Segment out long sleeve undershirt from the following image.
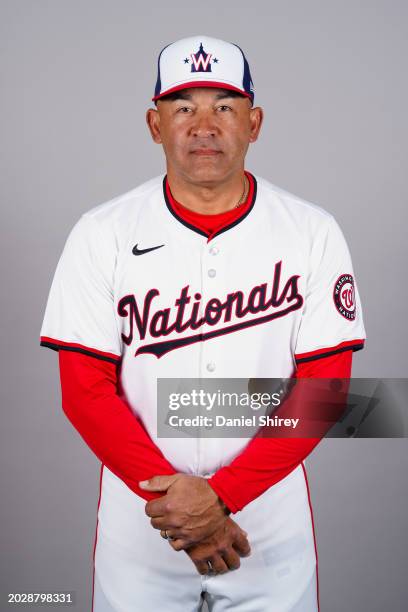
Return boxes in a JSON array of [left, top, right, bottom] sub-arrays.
[[58, 349, 352, 512]]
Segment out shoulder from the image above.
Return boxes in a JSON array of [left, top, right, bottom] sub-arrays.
[[83, 174, 164, 225], [253, 173, 335, 229], [66, 174, 165, 246]]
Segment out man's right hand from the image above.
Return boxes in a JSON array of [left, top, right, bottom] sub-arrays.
[[173, 517, 251, 576]]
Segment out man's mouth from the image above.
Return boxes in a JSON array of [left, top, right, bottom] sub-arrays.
[[190, 148, 222, 156]]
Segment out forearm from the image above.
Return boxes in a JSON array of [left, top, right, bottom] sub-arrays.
[[208, 429, 320, 514], [208, 351, 353, 513], [59, 350, 177, 501]]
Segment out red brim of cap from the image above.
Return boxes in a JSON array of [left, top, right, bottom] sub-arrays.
[[152, 81, 252, 102]]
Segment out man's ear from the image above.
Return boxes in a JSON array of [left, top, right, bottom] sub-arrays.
[[146, 108, 162, 144], [248, 106, 264, 143]]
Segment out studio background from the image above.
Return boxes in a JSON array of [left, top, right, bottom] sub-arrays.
[[1, 1, 407, 610]]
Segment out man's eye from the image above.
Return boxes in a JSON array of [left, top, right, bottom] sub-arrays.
[[177, 107, 192, 113], [217, 105, 232, 112]]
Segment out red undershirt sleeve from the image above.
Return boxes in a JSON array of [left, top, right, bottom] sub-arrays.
[[58, 347, 351, 511], [58, 350, 177, 502], [206, 350, 353, 513]]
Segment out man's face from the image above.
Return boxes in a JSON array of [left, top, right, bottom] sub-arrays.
[[146, 87, 263, 185]]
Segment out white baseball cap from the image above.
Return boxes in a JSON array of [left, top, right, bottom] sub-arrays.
[[152, 35, 255, 105]]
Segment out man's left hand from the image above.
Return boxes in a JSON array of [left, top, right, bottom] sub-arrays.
[[141, 474, 230, 547]]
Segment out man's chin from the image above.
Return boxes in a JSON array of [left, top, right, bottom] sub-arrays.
[[184, 163, 229, 185]]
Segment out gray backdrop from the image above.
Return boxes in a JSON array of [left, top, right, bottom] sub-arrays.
[[1, 1, 407, 610]]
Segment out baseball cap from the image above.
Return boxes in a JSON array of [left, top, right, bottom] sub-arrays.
[[152, 35, 255, 105]]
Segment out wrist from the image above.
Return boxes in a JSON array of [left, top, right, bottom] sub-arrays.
[[218, 497, 231, 516], [206, 471, 241, 515], [207, 480, 231, 516]]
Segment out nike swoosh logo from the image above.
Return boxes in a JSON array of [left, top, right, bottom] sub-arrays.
[[132, 243, 165, 256]]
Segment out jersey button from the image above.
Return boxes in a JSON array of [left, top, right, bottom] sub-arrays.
[[209, 246, 219, 256], [208, 269, 216, 278], [206, 362, 216, 372]]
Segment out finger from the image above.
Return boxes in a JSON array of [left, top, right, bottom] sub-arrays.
[[150, 516, 178, 530], [192, 559, 211, 576], [222, 548, 241, 571], [159, 530, 174, 540], [160, 531, 184, 546], [208, 554, 228, 575], [144, 497, 169, 518], [139, 474, 180, 492], [150, 515, 187, 535], [168, 538, 188, 552], [232, 531, 251, 557]]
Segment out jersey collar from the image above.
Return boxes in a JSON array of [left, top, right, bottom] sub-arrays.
[[162, 171, 258, 241]]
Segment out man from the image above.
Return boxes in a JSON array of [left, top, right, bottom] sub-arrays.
[[40, 35, 366, 611]]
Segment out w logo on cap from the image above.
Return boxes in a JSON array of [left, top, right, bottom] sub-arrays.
[[190, 42, 212, 72]]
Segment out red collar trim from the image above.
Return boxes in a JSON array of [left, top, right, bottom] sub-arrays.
[[163, 171, 257, 241]]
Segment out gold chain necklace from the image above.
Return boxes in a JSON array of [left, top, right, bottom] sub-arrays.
[[234, 174, 249, 209]]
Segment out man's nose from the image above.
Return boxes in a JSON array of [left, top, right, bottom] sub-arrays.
[[190, 112, 218, 137]]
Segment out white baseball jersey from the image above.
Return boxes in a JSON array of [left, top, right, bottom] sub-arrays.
[[40, 172, 366, 611]]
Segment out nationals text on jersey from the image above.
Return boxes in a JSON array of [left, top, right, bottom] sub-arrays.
[[117, 260, 304, 358]]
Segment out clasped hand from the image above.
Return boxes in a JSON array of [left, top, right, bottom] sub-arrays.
[[140, 474, 250, 575]]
